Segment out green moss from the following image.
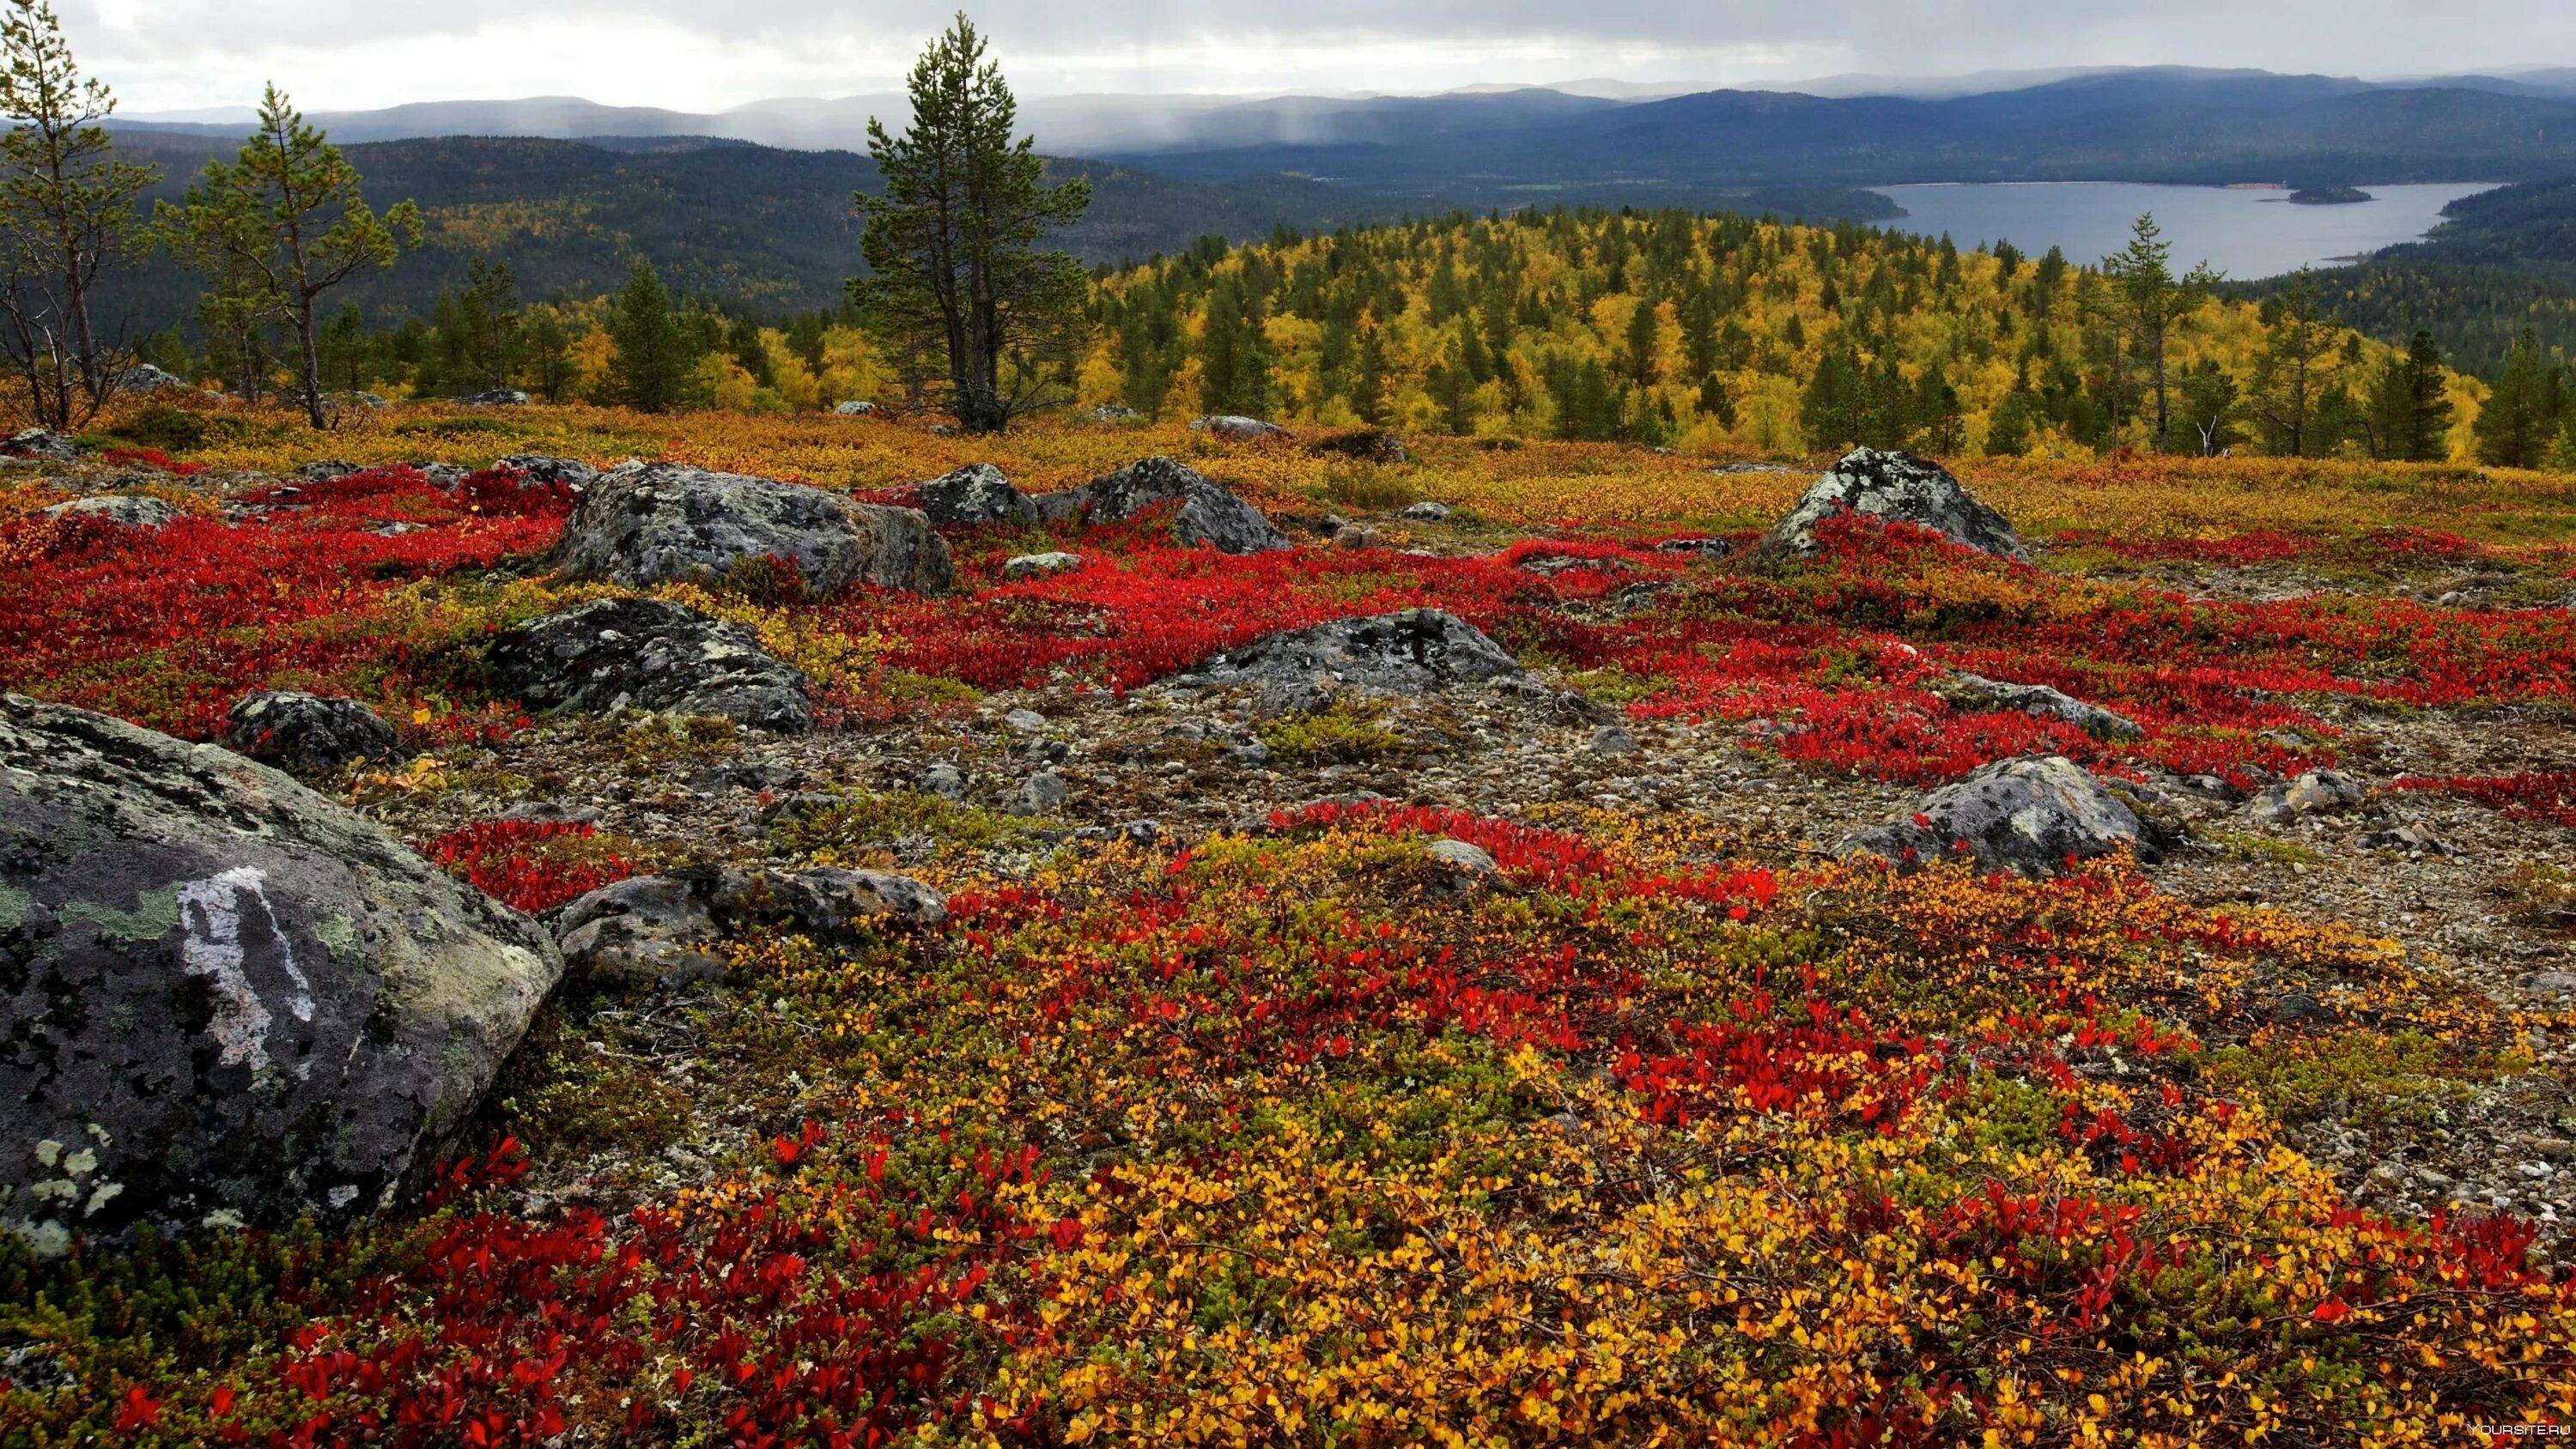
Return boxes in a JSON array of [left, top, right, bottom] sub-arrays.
[[59, 884, 179, 944], [769, 789, 1048, 858], [1260, 700, 1406, 764], [0, 884, 28, 932], [1308, 464, 1420, 512], [313, 914, 358, 959], [2202, 1028, 2524, 1128]]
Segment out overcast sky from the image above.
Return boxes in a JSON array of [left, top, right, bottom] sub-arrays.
[[70, 0, 2576, 114]]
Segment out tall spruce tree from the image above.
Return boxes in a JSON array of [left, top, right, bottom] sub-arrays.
[[852, 14, 1090, 433], [2098, 213, 2219, 452], [162, 86, 420, 427], [0, 0, 157, 428], [605, 258, 687, 413]]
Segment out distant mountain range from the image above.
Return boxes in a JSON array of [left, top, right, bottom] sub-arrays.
[[91, 65, 2576, 337], [117, 65, 2576, 184]]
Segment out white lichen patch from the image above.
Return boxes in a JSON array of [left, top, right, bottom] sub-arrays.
[[176, 866, 318, 1070]]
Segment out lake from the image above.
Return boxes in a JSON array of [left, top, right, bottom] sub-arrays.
[[1867, 181, 2499, 281]]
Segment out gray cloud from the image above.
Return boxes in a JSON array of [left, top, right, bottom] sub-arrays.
[[69, 0, 2576, 112]]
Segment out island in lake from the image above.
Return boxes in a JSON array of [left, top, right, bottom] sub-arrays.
[[2289, 185, 2376, 204]]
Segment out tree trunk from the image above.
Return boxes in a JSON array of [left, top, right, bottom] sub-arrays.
[[294, 294, 325, 427]]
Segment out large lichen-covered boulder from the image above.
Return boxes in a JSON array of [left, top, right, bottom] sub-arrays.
[[1762, 447, 2024, 560], [1032, 456, 1291, 555], [1170, 609, 1524, 696], [1840, 755, 2157, 878], [553, 464, 955, 595], [0, 694, 561, 1247], [487, 597, 816, 734]]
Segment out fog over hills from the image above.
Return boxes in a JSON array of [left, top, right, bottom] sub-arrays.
[[115, 64, 2576, 168]]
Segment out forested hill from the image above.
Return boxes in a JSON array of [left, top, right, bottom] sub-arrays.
[[96, 130, 1906, 333], [1083, 209, 2491, 464], [2249, 176, 2576, 373], [94, 132, 1379, 326]]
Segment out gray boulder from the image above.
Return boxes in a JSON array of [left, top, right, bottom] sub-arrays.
[[495, 454, 600, 489], [554, 865, 945, 991], [1937, 673, 2142, 740], [1400, 501, 1454, 521], [1763, 448, 2024, 560], [833, 400, 876, 415], [1841, 755, 2159, 878], [3, 428, 78, 460], [222, 691, 401, 773], [461, 389, 530, 407], [1033, 456, 1291, 555], [1190, 415, 1290, 440], [1170, 609, 1523, 696], [297, 460, 361, 482], [1080, 403, 1140, 424], [0, 694, 561, 1244], [553, 463, 954, 596], [915, 463, 1036, 526], [487, 597, 816, 734], [113, 362, 190, 394], [39, 494, 177, 528]]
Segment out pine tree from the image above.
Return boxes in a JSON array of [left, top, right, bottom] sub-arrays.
[[522, 307, 575, 403], [852, 14, 1090, 433], [1624, 293, 1659, 385], [2474, 330, 2561, 469], [2175, 359, 2243, 456], [2248, 270, 2337, 457], [161, 86, 421, 427], [0, 0, 158, 427], [313, 301, 369, 394], [605, 258, 688, 413], [1984, 389, 2036, 456], [2098, 214, 2220, 452]]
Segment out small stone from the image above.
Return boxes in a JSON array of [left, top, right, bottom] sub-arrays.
[[1013, 771, 1067, 816], [1332, 524, 1382, 549], [1004, 551, 1083, 579], [920, 762, 967, 799], [1188, 415, 1290, 440], [1003, 708, 1048, 733], [1586, 725, 1639, 755], [1400, 500, 1454, 521], [833, 399, 876, 415], [1425, 838, 1498, 875], [1228, 740, 1272, 766]]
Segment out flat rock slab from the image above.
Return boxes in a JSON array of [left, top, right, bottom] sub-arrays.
[[555, 865, 946, 990], [554, 463, 954, 595], [487, 597, 817, 734], [1764, 447, 2024, 560], [40, 495, 178, 528], [0, 695, 561, 1243], [1938, 673, 2142, 740], [1033, 457, 1291, 555], [1841, 755, 2157, 878], [1170, 609, 1524, 695]]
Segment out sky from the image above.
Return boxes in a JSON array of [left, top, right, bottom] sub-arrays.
[[69, 0, 2576, 115]]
